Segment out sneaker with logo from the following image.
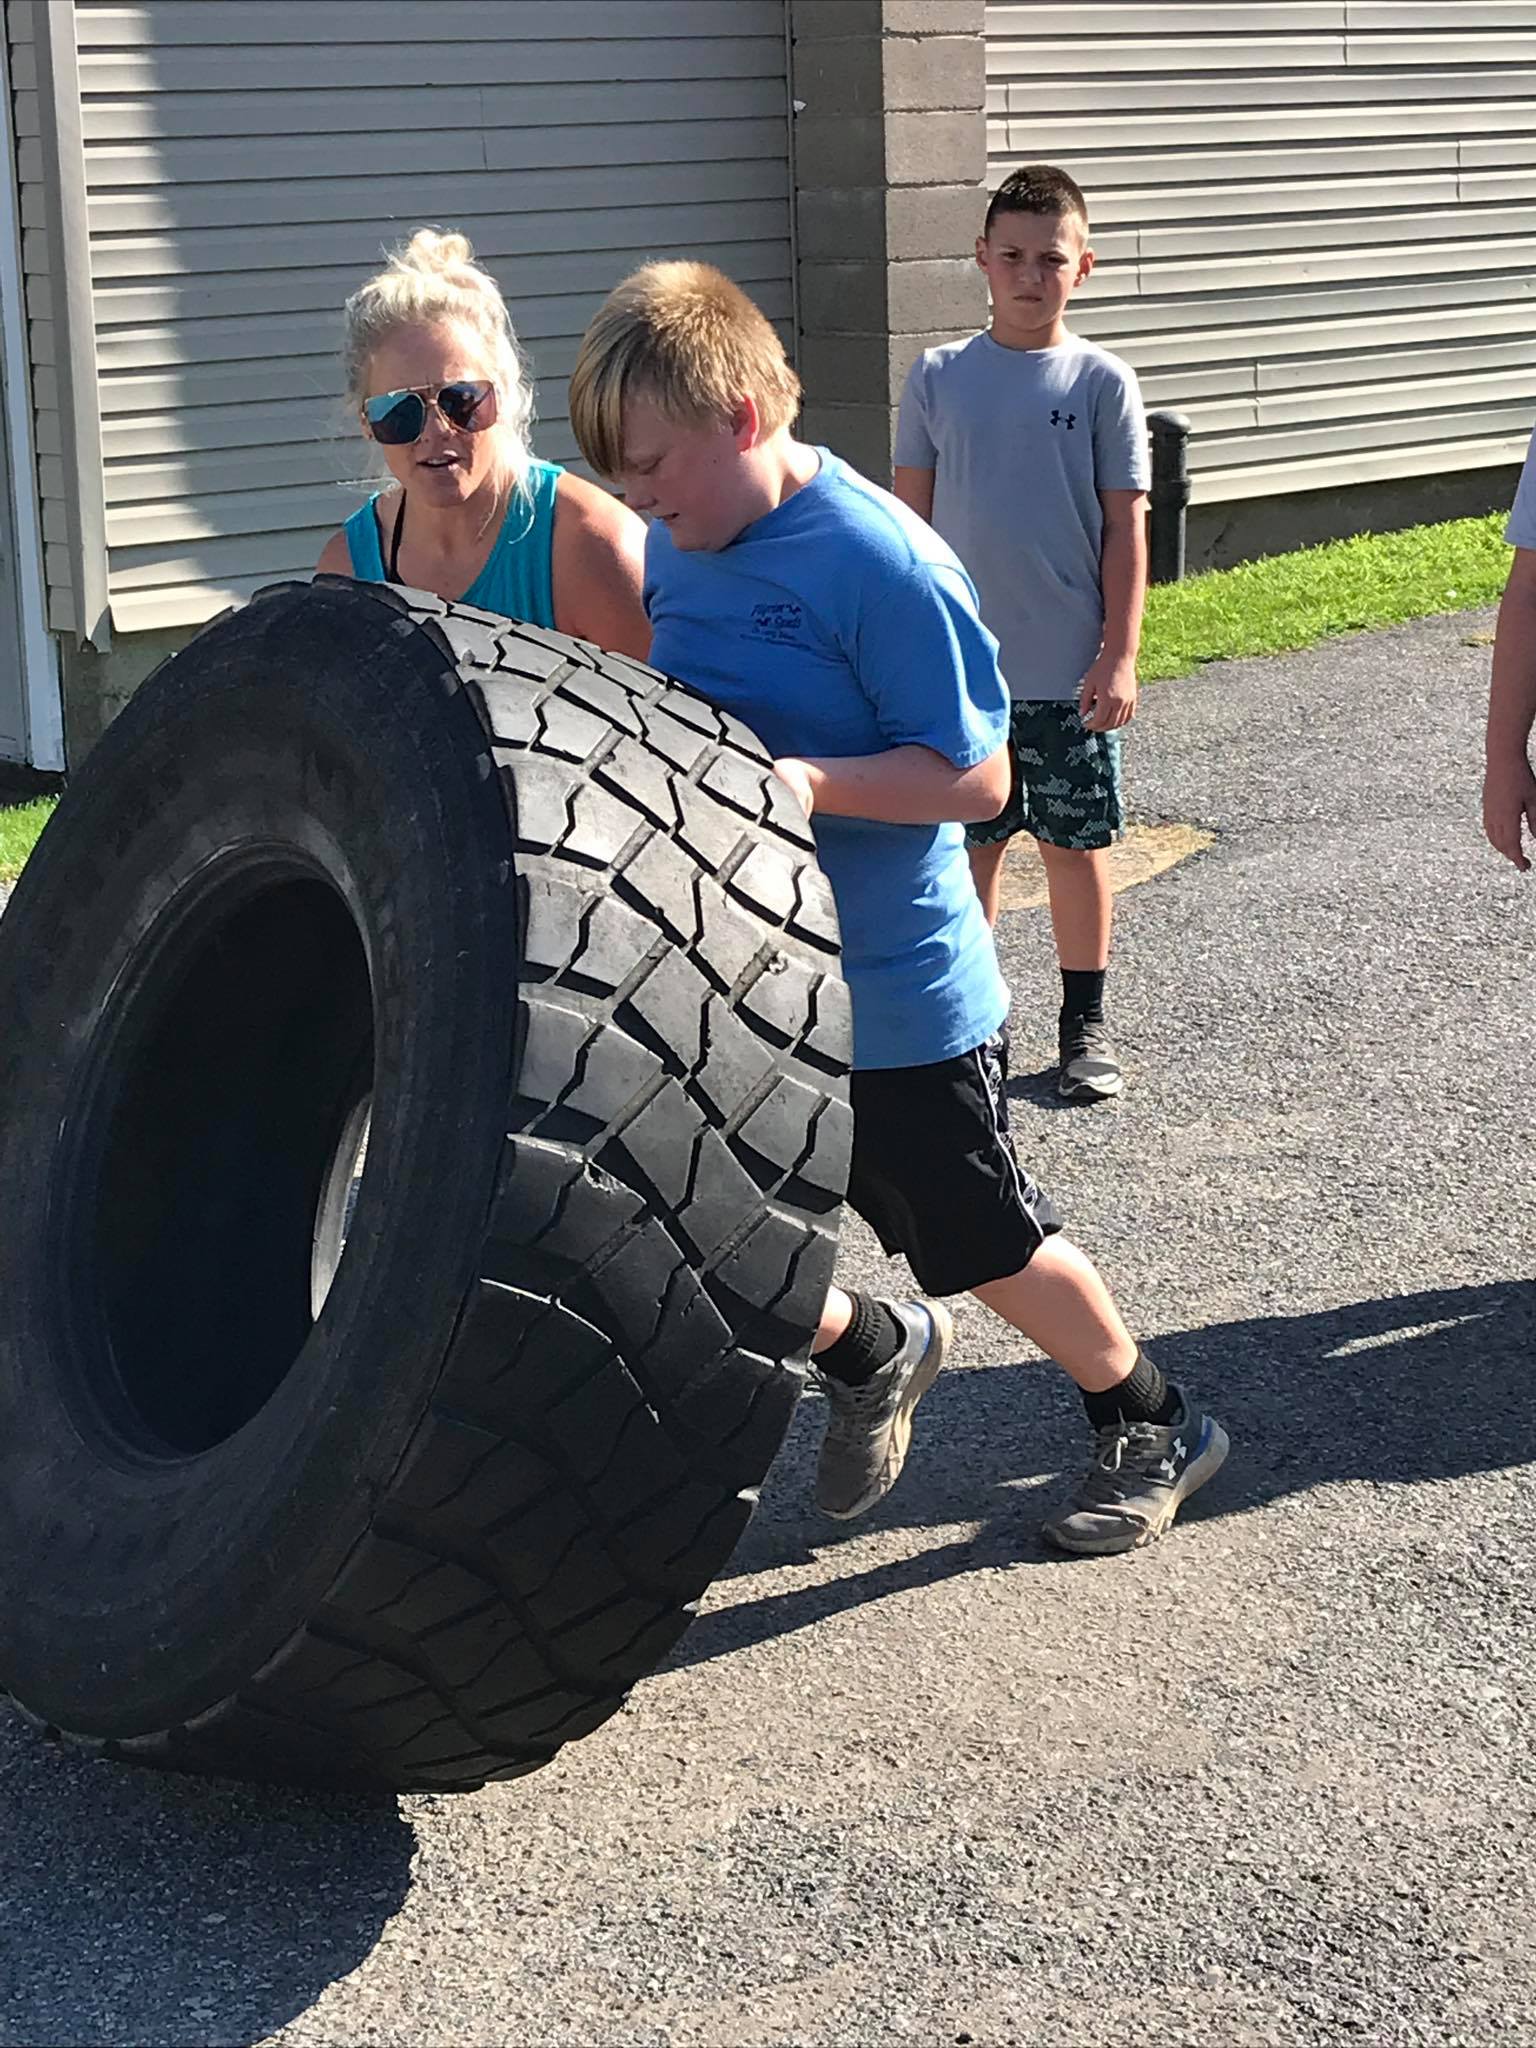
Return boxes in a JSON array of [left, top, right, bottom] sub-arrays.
[[1041, 1394, 1228, 1554], [1058, 1016, 1122, 1101], [814, 1299, 953, 1520]]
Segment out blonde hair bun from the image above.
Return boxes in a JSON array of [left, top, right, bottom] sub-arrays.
[[397, 227, 479, 282]]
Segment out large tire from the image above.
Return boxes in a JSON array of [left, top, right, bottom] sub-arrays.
[[0, 579, 850, 1792]]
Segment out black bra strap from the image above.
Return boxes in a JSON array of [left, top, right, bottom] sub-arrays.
[[387, 493, 406, 583]]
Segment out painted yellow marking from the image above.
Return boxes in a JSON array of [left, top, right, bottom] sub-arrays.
[[996, 821, 1215, 914]]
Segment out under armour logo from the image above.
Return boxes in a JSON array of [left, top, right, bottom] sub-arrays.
[[1051, 409, 1077, 428]]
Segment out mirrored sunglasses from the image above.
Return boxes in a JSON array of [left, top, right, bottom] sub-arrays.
[[363, 379, 498, 446]]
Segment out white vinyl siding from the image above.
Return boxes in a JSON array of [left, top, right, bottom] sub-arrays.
[[0, 1, 62, 766], [986, 1, 1536, 504], [8, 0, 78, 635], [47, 0, 793, 633]]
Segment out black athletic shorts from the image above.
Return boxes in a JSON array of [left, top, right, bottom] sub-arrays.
[[846, 1030, 1062, 1297]]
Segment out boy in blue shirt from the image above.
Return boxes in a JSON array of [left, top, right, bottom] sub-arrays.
[[569, 263, 1226, 1554], [896, 165, 1149, 1103]]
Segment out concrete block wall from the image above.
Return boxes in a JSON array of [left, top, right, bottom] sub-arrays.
[[791, 0, 987, 484]]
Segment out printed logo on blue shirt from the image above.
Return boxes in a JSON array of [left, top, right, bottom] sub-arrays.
[[748, 600, 805, 646]]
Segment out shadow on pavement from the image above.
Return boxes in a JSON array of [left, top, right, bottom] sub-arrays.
[[0, 1727, 412, 2048], [1004, 1061, 1085, 1112], [672, 1279, 1536, 1671]]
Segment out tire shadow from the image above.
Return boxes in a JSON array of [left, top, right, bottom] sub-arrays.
[[0, 1724, 412, 2048], [669, 1279, 1536, 1671]]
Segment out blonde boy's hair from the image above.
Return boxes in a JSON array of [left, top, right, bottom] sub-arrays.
[[570, 261, 801, 477]]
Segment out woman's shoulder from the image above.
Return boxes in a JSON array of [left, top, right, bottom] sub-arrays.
[[520, 458, 562, 509], [551, 466, 638, 537], [319, 491, 382, 572], [315, 529, 354, 577], [545, 469, 650, 659], [320, 489, 393, 579], [485, 461, 561, 549]]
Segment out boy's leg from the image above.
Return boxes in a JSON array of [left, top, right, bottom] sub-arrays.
[[810, 1285, 953, 1520], [971, 1234, 1133, 1390], [965, 703, 1026, 928], [804, 1043, 1042, 1524], [1037, 839, 1112, 974], [1038, 839, 1119, 1100], [968, 838, 1010, 928], [1015, 703, 1125, 1101], [814, 1288, 853, 1350], [820, 1032, 1225, 1549], [974, 1241, 1228, 1554]]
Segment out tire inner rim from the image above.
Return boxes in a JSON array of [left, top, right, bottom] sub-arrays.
[[311, 1095, 372, 1320], [69, 865, 376, 1458]]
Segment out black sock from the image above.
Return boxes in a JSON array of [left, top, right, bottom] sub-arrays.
[[819, 1292, 906, 1387], [1082, 1349, 1180, 1430], [1060, 968, 1106, 1026]]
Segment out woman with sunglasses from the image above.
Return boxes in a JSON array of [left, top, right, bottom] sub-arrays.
[[317, 229, 651, 659]]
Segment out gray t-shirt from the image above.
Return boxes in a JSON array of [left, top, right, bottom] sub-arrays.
[[895, 331, 1149, 702], [1507, 429, 1536, 547]]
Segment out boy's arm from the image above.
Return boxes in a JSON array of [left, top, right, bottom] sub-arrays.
[[892, 468, 935, 524], [1484, 545, 1536, 869], [1078, 487, 1149, 733], [774, 742, 1008, 825], [775, 549, 1010, 825]]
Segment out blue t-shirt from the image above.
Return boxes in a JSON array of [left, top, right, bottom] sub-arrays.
[[644, 450, 1010, 1070]]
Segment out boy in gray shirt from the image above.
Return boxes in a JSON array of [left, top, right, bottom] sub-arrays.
[[895, 164, 1149, 1101]]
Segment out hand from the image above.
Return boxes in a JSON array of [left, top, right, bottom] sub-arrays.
[[1482, 747, 1536, 870], [1078, 653, 1139, 733], [773, 756, 816, 819]]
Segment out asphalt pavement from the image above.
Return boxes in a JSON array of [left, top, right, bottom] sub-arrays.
[[2, 608, 1532, 2047]]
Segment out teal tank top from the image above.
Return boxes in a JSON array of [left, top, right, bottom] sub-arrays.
[[343, 458, 562, 625]]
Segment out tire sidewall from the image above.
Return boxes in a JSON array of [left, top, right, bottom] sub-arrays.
[[0, 588, 518, 1736]]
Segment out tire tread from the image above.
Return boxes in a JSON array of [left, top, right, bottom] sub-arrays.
[[122, 591, 850, 1791]]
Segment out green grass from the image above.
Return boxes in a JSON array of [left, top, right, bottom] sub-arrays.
[[0, 797, 56, 884], [1140, 511, 1512, 682]]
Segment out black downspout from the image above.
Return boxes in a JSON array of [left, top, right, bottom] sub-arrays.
[[1147, 410, 1192, 584]]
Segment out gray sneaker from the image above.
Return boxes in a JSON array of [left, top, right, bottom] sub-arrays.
[[1058, 1017, 1122, 1101], [814, 1300, 953, 1520], [1042, 1394, 1229, 1554]]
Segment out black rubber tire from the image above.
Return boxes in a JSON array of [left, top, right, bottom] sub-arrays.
[[0, 579, 850, 1792]]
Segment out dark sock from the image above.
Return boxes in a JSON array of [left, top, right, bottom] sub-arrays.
[[818, 1292, 906, 1387], [1081, 1349, 1181, 1430], [1060, 967, 1106, 1026]]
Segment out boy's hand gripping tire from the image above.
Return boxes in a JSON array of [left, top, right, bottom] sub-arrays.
[[0, 579, 850, 1793]]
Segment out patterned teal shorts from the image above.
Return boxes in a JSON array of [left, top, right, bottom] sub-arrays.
[[966, 700, 1123, 853]]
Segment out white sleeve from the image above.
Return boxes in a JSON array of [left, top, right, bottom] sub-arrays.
[[893, 356, 937, 470], [1094, 359, 1150, 493]]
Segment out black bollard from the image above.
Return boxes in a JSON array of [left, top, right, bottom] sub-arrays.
[[1147, 410, 1192, 584]]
